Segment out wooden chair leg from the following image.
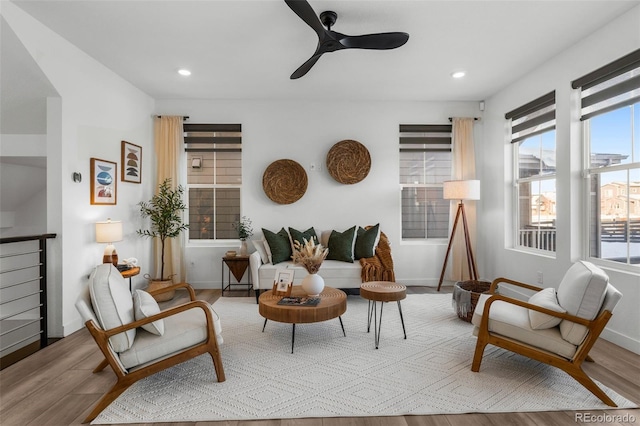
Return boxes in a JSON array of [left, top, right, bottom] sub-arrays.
[[567, 366, 617, 407], [83, 380, 131, 423], [93, 358, 109, 373], [471, 337, 487, 372], [208, 346, 226, 382]]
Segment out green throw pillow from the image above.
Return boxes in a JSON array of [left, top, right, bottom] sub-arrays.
[[355, 223, 380, 259], [262, 228, 292, 264], [327, 226, 357, 263], [288, 227, 318, 247]]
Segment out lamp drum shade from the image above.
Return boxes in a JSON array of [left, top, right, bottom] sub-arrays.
[[95, 220, 123, 243], [443, 180, 480, 201]]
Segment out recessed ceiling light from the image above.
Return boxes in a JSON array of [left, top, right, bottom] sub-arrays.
[[451, 71, 466, 79], [178, 69, 191, 76]]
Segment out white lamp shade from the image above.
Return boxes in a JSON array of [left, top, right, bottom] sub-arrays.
[[443, 180, 480, 201], [95, 219, 123, 243]]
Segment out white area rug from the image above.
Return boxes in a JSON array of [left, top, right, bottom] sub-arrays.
[[94, 294, 636, 424]]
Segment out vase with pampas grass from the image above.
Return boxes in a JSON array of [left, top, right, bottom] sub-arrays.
[[292, 238, 329, 296]]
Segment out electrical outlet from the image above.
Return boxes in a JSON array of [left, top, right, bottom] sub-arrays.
[[536, 271, 543, 285], [309, 162, 322, 172]]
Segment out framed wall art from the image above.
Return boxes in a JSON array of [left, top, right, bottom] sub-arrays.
[[121, 140, 142, 183], [90, 158, 117, 205]]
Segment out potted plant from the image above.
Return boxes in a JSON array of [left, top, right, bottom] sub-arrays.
[[233, 216, 253, 255], [137, 178, 188, 301]]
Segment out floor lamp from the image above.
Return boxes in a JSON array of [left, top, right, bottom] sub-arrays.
[[437, 180, 480, 291]]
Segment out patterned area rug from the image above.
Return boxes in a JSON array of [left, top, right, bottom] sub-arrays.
[[94, 294, 635, 424]]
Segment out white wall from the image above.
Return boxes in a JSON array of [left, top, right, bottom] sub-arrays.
[[480, 6, 640, 353], [2, 2, 156, 336], [156, 99, 482, 289]]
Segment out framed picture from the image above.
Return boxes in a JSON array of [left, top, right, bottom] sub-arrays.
[[272, 268, 294, 296], [121, 140, 142, 183], [90, 158, 117, 205]]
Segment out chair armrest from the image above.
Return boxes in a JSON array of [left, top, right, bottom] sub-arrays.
[[490, 277, 544, 294], [249, 251, 262, 289], [146, 282, 197, 301], [99, 300, 214, 337], [478, 293, 592, 330]]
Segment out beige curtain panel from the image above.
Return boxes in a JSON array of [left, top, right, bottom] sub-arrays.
[[153, 115, 186, 283], [449, 117, 477, 282]]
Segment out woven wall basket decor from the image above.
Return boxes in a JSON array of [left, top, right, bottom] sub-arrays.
[[262, 159, 308, 204], [326, 139, 371, 184]]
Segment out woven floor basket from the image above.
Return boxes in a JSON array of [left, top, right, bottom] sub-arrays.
[[452, 280, 491, 322]]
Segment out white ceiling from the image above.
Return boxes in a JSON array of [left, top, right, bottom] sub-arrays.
[[2, 0, 640, 132]]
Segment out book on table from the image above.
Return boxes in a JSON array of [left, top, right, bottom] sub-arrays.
[[277, 296, 321, 307]]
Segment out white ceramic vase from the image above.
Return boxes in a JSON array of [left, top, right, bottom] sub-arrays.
[[301, 273, 325, 296], [239, 240, 248, 256]]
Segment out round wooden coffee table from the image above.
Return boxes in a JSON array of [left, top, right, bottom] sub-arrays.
[[259, 286, 347, 353], [360, 281, 407, 349]]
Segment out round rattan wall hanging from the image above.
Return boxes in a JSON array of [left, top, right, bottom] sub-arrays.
[[326, 139, 371, 185], [262, 159, 308, 204]]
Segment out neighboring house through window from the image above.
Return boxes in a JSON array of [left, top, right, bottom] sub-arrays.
[[572, 49, 640, 267], [507, 91, 557, 253], [399, 124, 452, 240], [184, 123, 242, 241]]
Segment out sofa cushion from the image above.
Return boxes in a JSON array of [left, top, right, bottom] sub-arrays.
[[472, 294, 577, 359], [263, 227, 292, 264], [327, 226, 357, 263], [133, 290, 164, 335], [89, 264, 136, 352], [289, 227, 318, 248], [528, 287, 566, 330], [119, 305, 222, 370], [354, 224, 380, 259], [556, 261, 608, 345], [252, 238, 269, 264]]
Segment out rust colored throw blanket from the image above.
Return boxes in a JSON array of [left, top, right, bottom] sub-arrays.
[[360, 228, 395, 282]]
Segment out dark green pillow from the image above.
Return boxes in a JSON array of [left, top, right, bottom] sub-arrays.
[[327, 226, 357, 263], [262, 228, 292, 264], [355, 223, 380, 259], [288, 227, 318, 248]]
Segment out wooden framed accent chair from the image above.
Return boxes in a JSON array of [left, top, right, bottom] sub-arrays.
[[471, 261, 622, 406], [75, 264, 225, 423]]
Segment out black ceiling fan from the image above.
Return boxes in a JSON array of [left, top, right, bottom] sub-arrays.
[[284, 0, 409, 79]]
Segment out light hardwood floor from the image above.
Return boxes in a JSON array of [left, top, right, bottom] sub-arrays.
[[1, 287, 638, 426]]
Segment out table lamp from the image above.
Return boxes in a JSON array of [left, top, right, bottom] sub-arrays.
[[95, 219, 123, 266], [437, 180, 480, 291]]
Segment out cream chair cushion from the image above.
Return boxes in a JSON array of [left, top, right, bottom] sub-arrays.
[[472, 294, 577, 359], [556, 261, 608, 345], [528, 287, 566, 329], [89, 264, 136, 352], [133, 290, 164, 336], [119, 305, 223, 369]]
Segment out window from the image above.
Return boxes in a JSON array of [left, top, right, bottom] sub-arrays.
[[399, 124, 452, 240], [507, 91, 557, 252], [184, 124, 242, 241], [572, 49, 640, 267]]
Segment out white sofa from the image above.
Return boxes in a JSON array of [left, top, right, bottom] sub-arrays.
[[249, 226, 386, 301], [250, 250, 363, 293]]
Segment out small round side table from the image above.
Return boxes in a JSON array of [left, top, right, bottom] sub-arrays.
[[360, 281, 407, 349]]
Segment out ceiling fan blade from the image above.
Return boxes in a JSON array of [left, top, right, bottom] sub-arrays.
[[339, 32, 409, 50], [290, 53, 323, 79], [284, 0, 324, 36]]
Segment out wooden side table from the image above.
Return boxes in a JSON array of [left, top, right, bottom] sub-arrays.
[[360, 281, 407, 349], [221, 255, 252, 298], [119, 266, 140, 292]]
